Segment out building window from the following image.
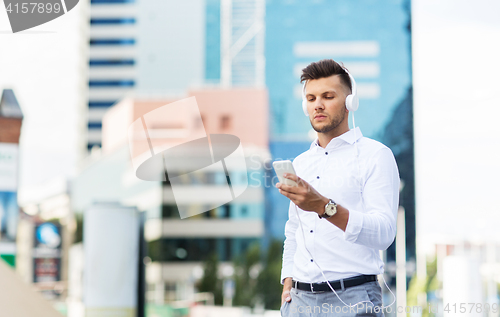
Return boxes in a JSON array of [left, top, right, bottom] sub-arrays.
[[162, 205, 180, 219], [147, 238, 259, 262], [88, 122, 102, 129], [220, 115, 231, 130], [89, 80, 135, 87], [221, 204, 230, 218], [89, 38, 135, 45], [90, 0, 135, 4], [90, 18, 136, 24], [88, 101, 117, 108], [89, 59, 135, 66]]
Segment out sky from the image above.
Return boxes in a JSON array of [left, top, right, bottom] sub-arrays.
[[1, 0, 500, 243], [412, 0, 500, 242], [0, 0, 85, 193]]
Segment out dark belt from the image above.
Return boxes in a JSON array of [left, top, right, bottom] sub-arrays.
[[292, 274, 377, 292]]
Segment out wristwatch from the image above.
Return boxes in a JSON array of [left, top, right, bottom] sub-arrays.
[[319, 199, 337, 219]]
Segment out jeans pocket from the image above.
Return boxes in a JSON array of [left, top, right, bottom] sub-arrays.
[[280, 300, 290, 316], [361, 282, 384, 316]]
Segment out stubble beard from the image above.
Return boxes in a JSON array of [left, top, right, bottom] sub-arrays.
[[310, 110, 346, 133]]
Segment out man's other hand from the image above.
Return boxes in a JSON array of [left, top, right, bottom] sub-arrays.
[[281, 277, 293, 306]]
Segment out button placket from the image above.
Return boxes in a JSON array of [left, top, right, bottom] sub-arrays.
[[315, 148, 329, 182]]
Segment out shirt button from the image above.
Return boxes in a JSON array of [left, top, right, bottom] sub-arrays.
[[310, 230, 313, 233], [316, 176, 320, 179], [325, 152, 328, 155], [310, 259, 313, 262]]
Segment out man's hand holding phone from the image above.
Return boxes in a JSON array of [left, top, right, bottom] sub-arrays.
[[275, 172, 328, 215]]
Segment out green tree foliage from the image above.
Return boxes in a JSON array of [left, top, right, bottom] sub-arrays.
[[406, 256, 440, 317], [196, 253, 223, 305], [232, 240, 284, 309], [255, 240, 283, 310], [232, 243, 260, 306], [195, 241, 284, 310], [73, 213, 84, 244], [147, 239, 162, 262]]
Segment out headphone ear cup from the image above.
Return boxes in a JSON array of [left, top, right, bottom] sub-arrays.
[[345, 94, 359, 112], [350, 94, 359, 112], [345, 95, 353, 111]]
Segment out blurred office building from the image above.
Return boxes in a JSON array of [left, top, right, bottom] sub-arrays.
[[87, 0, 138, 150], [71, 88, 269, 304], [261, 0, 416, 295], [86, 0, 264, 150], [417, 236, 500, 316], [0, 89, 23, 268], [16, 177, 73, 300]]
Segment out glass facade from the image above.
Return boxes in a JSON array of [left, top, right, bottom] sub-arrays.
[[263, 0, 415, 281], [205, 0, 221, 83]]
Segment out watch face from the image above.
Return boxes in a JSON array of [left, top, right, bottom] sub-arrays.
[[321, 200, 337, 218], [325, 203, 337, 217], [326, 205, 336, 216]]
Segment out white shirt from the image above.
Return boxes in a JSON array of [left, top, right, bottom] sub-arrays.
[[280, 127, 400, 284]]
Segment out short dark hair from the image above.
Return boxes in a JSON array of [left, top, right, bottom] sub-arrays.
[[300, 59, 352, 93]]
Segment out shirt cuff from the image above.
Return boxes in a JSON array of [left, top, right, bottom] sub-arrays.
[[343, 208, 363, 243], [280, 267, 293, 285]]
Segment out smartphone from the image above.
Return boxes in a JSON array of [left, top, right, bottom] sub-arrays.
[[272, 160, 298, 187]]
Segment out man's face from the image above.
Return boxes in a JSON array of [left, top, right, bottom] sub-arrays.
[[305, 75, 350, 134]]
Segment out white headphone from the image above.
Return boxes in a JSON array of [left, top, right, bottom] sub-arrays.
[[301, 68, 359, 116]]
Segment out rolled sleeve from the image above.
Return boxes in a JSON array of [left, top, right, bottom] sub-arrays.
[[343, 208, 364, 243], [342, 147, 399, 250]]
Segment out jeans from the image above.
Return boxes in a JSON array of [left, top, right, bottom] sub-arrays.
[[280, 281, 384, 317]]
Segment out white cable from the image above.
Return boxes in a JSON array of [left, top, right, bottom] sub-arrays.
[[352, 111, 397, 309], [295, 195, 397, 310], [380, 273, 397, 309], [295, 207, 373, 309], [352, 111, 363, 194]]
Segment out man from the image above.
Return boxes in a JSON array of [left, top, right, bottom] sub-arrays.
[[276, 59, 399, 317]]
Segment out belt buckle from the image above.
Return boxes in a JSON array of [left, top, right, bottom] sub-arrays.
[[310, 283, 314, 293]]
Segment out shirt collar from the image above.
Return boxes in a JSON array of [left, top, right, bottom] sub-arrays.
[[310, 127, 363, 150]]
